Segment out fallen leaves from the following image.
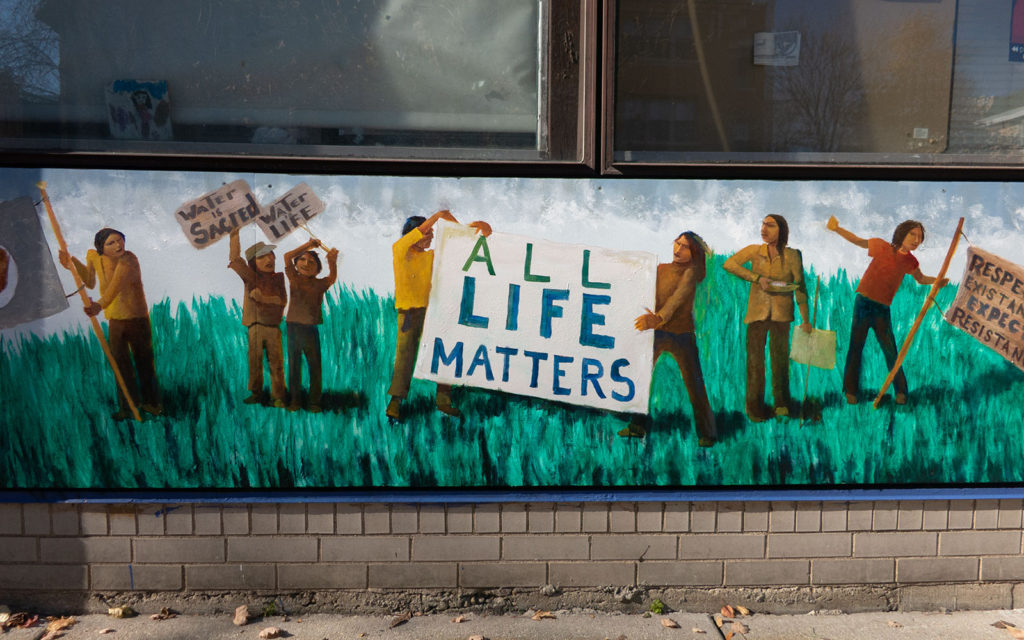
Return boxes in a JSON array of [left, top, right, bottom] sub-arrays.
[[887, 620, 903, 628], [660, 618, 680, 628], [258, 627, 284, 639], [691, 628, 706, 634], [389, 612, 411, 628], [531, 610, 557, 621], [736, 605, 751, 616], [995, 621, 1024, 640], [97, 629, 116, 635], [451, 615, 468, 623], [233, 605, 250, 626], [106, 607, 136, 619], [730, 620, 750, 634], [721, 605, 735, 618], [4, 612, 38, 629], [467, 635, 488, 640], [150, 608, 176, 621]]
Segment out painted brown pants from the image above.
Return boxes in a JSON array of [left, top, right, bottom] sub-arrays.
[[388, 307, 452, 401]]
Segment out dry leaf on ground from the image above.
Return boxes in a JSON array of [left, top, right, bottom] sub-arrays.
[[713, 614, 724, 628], [993, 621, 1017, 629], [725, 633, 734, 640], [258, 627, 283, 639], [660, 618, 680, 628], [389, 612, 411, 628], [721, 605, 735, 618], [107, 607, 136, 619], [151, 608, 176, 621], [46, 617, 76, 633], [730, 621, 750, 634], [887, 620, 903, 628], [233, 605, 250, 626], [467, 635, 488, 640], [691, 628, 706, 634], [735, 605, 750, 616], [451, 615, 468, 623], [1006, 627, 1024, 640], [532, 611, 556, 621], [98, 629, 116, 635]]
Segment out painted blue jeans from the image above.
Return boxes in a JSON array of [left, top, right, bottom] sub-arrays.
[[843, 295, 908, 398]]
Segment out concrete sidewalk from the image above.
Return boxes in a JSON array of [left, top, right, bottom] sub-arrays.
[[5, 609, 1024, 640]]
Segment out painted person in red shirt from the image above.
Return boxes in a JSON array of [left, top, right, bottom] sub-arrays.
[[826, 216, 948, 405]]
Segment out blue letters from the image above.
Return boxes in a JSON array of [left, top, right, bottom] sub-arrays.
[[610, 358, 635, 402], [467, 344, 494, 381], [552, 354, 573, 396], [506, 283, 520, 331], [430, 338, 464, 377], [580, 358, 606, 398], [580, 293, 615, 349], [495, 346, 518, 382], [458, 276, 489, 329], [523, 350, 549, 388], [540, 288, 570, 338]]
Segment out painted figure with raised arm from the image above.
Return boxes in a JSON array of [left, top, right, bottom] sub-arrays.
[[624, 231, 717, 445], [283, 238, 339, 412], [826, 216, 948, 405], [386, 209, 491, 422], [228, 227, 287, 408], [723, 215, 812, 422], [58, 228, 162, 420]]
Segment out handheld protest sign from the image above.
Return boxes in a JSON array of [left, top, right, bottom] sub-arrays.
[[791, 328, 837, 370], [257, 183, 325, 243], [413, 221, 656, 414], [174, 180, 261, 249]]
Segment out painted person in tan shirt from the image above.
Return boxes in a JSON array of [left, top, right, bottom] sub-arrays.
[[723, 215, 812, 422], [625, 231, 717, 445], [283, 238, 338, 412], [386, 209, 491, 422], [228, 227, 287, 408], [59, 228, 162, 420]]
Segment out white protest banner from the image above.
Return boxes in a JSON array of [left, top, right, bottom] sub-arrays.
[[256, 182, 326, 242], [413, 221, 656, 413], [945, 246, 1024, 372], [174, 179, 262, 248], [0, 196, 69, 328]]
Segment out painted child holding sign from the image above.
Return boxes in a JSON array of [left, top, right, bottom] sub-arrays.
[[826, 216, 948, 405], [228, 227, 288, 408], [283, 238, 338, 412]]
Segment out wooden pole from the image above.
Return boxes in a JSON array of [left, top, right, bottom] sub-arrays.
[[37, 181, 142, 422], [298, 222, 335, 253], [872, 217, 965, 409], [800, 275, 820, 424]]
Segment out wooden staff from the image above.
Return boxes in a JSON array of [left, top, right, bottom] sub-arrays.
[[37, 181, 142, 422], [298, 222, 335, 253], [800, 275, 820, 425], [872, 217, 965, 409]]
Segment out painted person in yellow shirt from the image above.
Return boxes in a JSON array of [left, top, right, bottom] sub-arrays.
[[723, 215, 812, 423], [386, 209, 491, 422], [59, 228, 162, 420]]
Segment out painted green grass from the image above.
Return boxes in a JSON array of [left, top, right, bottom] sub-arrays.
[[1, 254, 1021, 489]]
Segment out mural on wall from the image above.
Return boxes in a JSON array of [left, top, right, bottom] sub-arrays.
[[1, 168, 1023, 490]]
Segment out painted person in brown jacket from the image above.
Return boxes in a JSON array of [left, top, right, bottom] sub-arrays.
[[283, 238, 338, 412], [723, 215, 812, 422], [59, 228, 162, 420], [625, 231, 717, 445], [228, 227, 287, 408]]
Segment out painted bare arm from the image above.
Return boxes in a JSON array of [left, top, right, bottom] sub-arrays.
[[827, 216, 869, 249], [911, 267, 949, 288]]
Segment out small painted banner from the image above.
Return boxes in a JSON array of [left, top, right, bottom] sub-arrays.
[[945, 246, 1024, 373], [414, 221, 657, 413], [174, 180, 262, 249], [256, 183, 326, 242]]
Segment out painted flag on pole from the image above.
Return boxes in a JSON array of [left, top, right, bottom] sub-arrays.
[[0, 196, 69, 329], [944, 246, 1024, 373]]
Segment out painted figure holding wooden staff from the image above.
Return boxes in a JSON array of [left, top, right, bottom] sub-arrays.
[[59, 228, 162, 420], [826, 216, 949, 405]]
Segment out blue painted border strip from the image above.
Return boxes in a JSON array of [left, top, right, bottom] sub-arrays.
[[2, 486, 1024, 504]]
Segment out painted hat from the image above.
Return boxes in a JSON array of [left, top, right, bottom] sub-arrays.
[[245, 242, 276, 261]]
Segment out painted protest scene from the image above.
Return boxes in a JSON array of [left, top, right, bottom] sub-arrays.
[[1, 168, 1023, 490]]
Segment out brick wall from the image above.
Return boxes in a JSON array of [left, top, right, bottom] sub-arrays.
[[2, 499, 1023, 613]]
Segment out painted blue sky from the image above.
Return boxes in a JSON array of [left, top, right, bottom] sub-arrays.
[[1, 167, 1022, 338]]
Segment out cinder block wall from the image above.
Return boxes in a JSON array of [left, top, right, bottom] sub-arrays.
[[2, 500, 1023, 613]]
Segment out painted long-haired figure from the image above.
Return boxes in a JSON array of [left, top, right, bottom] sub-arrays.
[[723, 215, 812, 422], [627, 231, 717, 445], [59, 228, 162, 420], [826, 216, 947, 405], [228, 227, 288, 408], [283, 238, 338, 412]]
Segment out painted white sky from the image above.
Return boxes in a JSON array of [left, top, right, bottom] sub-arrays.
[[2, 168, 1023, 339]]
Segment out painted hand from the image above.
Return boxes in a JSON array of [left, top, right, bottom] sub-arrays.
[[469, 221, 492, 237], [634, 310, 661, 331], [84, 300, 102, 317], [800, 321, 813, 334], [826, 216, 839, 232], [57, 249, 72, 270]]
